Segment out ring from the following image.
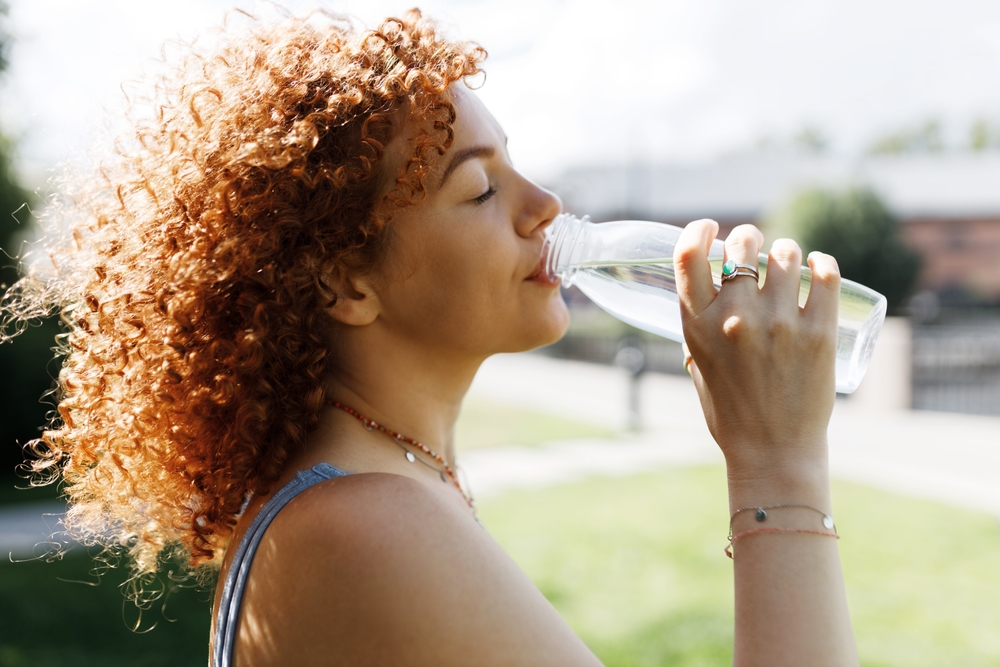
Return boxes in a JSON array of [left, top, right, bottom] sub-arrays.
[[683, 355, 694, 376], [722, 269, 758, 283], [721, 259, 759, 283]]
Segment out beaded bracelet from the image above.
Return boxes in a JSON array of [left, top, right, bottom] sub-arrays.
[[725, 527, 840, 559], [728, 504, 836, 540]]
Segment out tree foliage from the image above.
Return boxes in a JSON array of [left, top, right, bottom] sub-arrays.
[[868, 119, 943, 155], [0, 1, 8, 75], [771, 187, 921, 313]]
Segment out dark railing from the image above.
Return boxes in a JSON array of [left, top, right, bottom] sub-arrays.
[[912, 320, 1000, 416]]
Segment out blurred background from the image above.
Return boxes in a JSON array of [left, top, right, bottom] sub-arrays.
[[1, 1, 1000, 665]]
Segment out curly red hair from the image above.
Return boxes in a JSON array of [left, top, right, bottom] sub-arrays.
[[1, 8, 485, 577]]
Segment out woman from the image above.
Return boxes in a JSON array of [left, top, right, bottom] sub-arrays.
[[2, 9, 858, 666]]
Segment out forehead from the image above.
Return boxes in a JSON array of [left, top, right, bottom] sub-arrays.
[[383, 86, 501, 163], [449, 85, 504, 146], [374, 85, 503, 199]]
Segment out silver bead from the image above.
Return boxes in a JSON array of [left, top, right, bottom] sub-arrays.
[[823, 515, 835, 529], [405, 451, 416, 463]]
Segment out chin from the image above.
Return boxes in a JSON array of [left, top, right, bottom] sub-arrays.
[[540, 299, 571, 346], [506, 296, 570, 353]]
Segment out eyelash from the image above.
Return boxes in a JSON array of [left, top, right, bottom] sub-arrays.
[[474, 186, 497, 205]]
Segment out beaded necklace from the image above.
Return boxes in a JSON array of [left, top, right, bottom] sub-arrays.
[[325, 400, 477, 519]]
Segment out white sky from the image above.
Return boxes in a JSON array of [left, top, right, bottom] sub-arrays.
[[3, 0, 1000, 187]]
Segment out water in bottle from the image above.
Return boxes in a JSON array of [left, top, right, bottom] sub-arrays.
[[544, 214, 887, 394]]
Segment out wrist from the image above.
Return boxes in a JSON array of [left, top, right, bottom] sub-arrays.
[[726, 455, 832, 515]]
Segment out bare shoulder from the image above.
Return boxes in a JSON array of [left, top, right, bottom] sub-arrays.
[[233, 473, 601, 667]]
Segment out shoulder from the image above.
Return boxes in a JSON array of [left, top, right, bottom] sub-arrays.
[[269, 472, 486, 578], [291, 470, 474, 541], [232, 472, 600, 667]]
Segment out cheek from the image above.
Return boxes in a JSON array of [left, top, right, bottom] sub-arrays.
[[386, 230, 514, 331]]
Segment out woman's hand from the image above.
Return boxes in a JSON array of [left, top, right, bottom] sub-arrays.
[[674, 220, 841, 481], [675, 220, 859, 667]]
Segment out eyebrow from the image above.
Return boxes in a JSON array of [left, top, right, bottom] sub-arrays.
[[438, 145, 496, 189]]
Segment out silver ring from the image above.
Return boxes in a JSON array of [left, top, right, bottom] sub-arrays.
[[722, 269, 759, 283], [721, 260, 759, 283]]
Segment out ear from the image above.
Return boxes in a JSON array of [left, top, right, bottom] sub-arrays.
[[326, 270, 382, 327]]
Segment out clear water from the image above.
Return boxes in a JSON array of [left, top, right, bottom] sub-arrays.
[[570, 256, 886, 393]]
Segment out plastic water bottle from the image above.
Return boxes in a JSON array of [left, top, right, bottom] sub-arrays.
[[544, 214, 887, 394]]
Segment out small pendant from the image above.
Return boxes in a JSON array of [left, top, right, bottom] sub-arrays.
[[440, 471, 448, 483], [755, 508, 767, 522], [722, 259, 737, 277], [405, 451, 416, 463], [823, 515, 835, 529]]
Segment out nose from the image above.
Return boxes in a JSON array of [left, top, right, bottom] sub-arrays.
[[515, 178, 562, 239]]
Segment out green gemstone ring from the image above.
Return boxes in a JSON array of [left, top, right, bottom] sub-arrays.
[[720, 261, 760, 284]]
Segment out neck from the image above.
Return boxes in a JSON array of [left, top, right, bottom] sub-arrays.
[[311, 319, 484, 469]]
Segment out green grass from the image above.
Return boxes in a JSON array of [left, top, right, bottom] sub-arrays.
[[836, 482, 1000, 666], [456, 397, 616, 449], [0, 550, 211, 667], [479, 467, 734, 666], [477, 466, 1000, 667], [4, 400, 1000, 666]]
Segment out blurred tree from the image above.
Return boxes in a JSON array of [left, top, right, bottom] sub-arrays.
[[770, 187, 921, 313], [0, 1, 61, 490], [0, 1, 8, 74], [970, 119, 991, 151], [968, 118, 1000, 152], [868, 119, 943, 155], [792, 125, 828, 154], [751, 126, 830, 156]]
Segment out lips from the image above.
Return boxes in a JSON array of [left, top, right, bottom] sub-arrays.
[[526, 253, 560, 287]]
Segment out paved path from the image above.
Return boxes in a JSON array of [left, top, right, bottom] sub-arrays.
[[5, 352, 1000, 557], [462, 353, 1000, 515]]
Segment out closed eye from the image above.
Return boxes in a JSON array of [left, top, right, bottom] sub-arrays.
[[474, 186, 497, 205]]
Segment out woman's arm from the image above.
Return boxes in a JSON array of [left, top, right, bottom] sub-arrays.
[[674, 220, 858, 666]]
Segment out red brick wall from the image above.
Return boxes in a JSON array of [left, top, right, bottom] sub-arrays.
[[900, 217, 1000, 301]]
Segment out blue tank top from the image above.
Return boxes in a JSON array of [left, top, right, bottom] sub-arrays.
[[212, 462, 349, 667]]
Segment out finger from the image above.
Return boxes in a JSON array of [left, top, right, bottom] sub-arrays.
[[803, 251, 841, 330], [760, 238, 803, 317], [720, 224, 764, 300], [674, 218, 719, 316]]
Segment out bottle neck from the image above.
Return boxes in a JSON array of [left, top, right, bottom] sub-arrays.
[[544, 213, 589, 285]]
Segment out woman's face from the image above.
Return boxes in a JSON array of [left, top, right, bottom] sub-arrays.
[[370, 86, 569, 360]]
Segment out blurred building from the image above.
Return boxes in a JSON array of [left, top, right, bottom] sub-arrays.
[[549, 153, 1000, 304]]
